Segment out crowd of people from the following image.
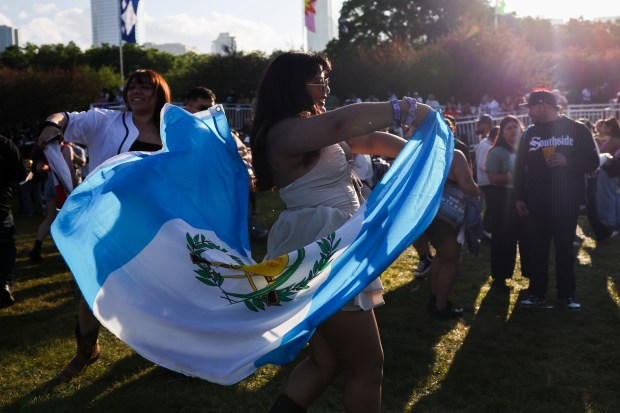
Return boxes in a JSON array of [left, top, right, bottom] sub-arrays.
[[437, 90, 617, 311], [332, 86, 620, 122], [2, 50, 620, 412]]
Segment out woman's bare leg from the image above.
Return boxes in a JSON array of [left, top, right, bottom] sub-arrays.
[[56, 296, 101, 383], [78, 296, 100, 334], [280, 328, 341, 408], [431, 236, 461, 311], [29, 199, 57, 262], [282, 309, 383, 412], [412, 237, 430, 257], [36, 199, 57, 242]]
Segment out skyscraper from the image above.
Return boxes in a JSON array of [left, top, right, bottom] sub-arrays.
[[91, 0, 145, 47], [212, 33, 237, 55], [0, 25, 19, 52], [307, 0, 338, 52]]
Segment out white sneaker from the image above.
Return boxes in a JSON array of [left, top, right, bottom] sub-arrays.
[[521, 295, 546, 307], [600, 230, 618, 242], [414, 256, 432, 278], [560, 297, 581, 309]]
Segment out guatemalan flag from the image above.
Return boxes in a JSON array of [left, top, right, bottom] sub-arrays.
[[51, 104, 453, 385]]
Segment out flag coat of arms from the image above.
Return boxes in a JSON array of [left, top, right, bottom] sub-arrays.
[[51, 104, 453, 385]]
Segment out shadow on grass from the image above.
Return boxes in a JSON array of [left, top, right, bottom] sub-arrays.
[[361, 257, 491, 413], [12, 277, 75, 304], [4, 353, 297, 413], [409, 221, 620, 412], [2, 353, 152, 413], [0, 295, 80, 352]]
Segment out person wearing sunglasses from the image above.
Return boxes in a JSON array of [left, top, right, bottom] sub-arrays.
[[251, 52, 432, 413], [183, 86, 216, 113]]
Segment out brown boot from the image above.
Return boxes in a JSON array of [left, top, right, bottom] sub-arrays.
[[57, 323, 101, 383]]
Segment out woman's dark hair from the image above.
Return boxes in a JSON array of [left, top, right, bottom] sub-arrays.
[[123, 69, 172, 127], [604, 117, 620, 139], [442, 114, 456, 133], [250, 52, 332, 190], [491, 115, 523, 153]]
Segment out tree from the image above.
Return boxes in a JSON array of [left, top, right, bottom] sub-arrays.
[[168, 51, 269, 103], [512, 17, 555, 53], [333, 0, 492, 49], [0, 66, 106, 135]]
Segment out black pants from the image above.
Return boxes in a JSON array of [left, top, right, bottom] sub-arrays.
[[527, 213, 578, 299], [486, 186, 531, 279], [480, 185, 492, 233], [0, 212, 16, 285]]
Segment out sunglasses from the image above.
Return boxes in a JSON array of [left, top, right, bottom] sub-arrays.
[[306, 79, 330, 93]]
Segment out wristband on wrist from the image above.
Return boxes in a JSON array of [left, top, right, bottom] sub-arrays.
[[402, 96, 417, 131], [389, 98, 401, 130]]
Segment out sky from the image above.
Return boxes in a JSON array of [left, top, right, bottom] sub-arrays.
[[0, 1, 618, 54]]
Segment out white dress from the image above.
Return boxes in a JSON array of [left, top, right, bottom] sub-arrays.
[[266, 144, 384, 311]]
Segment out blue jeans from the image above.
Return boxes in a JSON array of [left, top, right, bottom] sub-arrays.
[[0, 211, 16, 285], [596, 169, 619, 229], [586, 175, 613, 240]]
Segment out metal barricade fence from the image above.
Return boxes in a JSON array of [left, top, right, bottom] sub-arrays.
[[565, 104, 617, 123], [454, 104, 619, 150], [222, 104, 254, 131], [89, 102, 254, 132], [88, 102, 619, 140], [454, 112, 530, 149]]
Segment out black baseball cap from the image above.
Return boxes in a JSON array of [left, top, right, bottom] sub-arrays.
[[521, 90, 558, 108]]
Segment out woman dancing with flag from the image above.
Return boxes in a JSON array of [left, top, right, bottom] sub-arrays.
[[251, 52, 431, 413], [37, 69, 172, 383]]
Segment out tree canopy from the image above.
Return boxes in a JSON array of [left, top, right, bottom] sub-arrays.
[[2, 2, 620, 136], [335, 0, 492, 48]]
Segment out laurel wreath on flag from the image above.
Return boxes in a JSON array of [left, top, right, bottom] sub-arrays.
[[186, 232, 341, 312]]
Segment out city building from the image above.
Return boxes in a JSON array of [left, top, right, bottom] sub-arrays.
[[91, 0, 145, 46], [143, 42, 197, 56], [212, 33, 237, 55], [306, 0, 338, 52], [0, 25, 19, 52], [593, 16, 620, 23]]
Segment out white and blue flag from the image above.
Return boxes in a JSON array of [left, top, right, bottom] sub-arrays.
[[120, 0, 140, 43], [51, 104, 453, 385]]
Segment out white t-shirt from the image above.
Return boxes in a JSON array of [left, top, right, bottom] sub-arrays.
[[351, 154, 374, 183], [488, 99, 500, 115], [475, 137, 492, 186], [426, 99, 441, 110]]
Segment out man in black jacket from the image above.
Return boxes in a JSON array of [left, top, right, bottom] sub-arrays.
[[514, 90, 599, 309], [0, 135, 30, 308]]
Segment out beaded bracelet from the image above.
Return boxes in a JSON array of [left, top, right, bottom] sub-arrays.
[[389, 98, 401, 130], [401, 96, 417, 131]]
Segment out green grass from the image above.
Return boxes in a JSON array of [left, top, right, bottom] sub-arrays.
[[1, 192, 619, 412]]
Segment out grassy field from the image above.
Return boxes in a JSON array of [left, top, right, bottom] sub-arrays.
[[1, 192, 619, 413]]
